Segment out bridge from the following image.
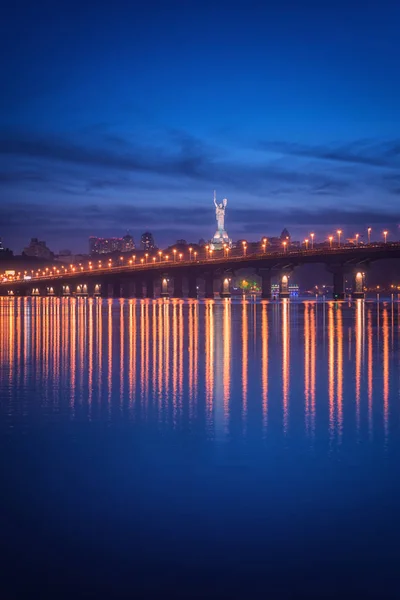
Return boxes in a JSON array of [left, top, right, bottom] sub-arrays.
[[1, 243, 400, 300]]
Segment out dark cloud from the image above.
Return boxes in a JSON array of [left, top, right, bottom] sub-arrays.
[[259, 139, 400, 169], [0, 129, 350, 194]]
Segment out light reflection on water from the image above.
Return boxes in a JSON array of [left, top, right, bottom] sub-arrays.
[[0, 296, 399, 446], [2, 296, 400, 596]]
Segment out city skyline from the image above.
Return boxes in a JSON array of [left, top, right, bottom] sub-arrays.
[[1, 1, 400, 252]]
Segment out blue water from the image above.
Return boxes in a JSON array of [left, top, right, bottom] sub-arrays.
[[1, 297, 399, 598]]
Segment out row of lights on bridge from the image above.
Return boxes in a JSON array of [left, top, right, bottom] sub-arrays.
[[3, 227, 392, 281]]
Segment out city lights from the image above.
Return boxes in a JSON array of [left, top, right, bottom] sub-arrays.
[[337, 230, 342, 247], [383, 230, 388, 243], [310, 232, 315, 249], [368, 227, 372, 244]]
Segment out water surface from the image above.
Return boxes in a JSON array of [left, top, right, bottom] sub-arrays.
[[1, 297, 399, 598]]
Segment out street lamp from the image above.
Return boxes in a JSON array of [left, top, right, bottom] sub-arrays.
[[179, 253, 183, 262], [153, 257, 156, 264], [355, 233, 359, 245], [173, 249, 177, 262], [310, 232, 315, 249], [145, 253, 149, 264], [337, 229, 342, 247], [283, 240, 287, 253], [305, 238, 309, 250], [242, 241, 247, 256], [158, 251, 163, 262], [165, 254, 169, 262], [367, 227, 372, 244], [194, 251, 198, 261], [189, 247, 193, 261], [209, 249, 213, 259], [329, 236, 333, 248], [132, 255, 136, 264], [262, 243, 266, 254], [140, 258, 144, 264], [383, 230, 388, 244]]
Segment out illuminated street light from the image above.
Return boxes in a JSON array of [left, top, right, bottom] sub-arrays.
[[165, 254, 169, 262], [310, 232, 315, 249], [140, 258, 144, 264], [158, 251, 163, 262], [189, 247, 193, 261], [179, 253, 183, 262], [242, 241, 247, 256], [329, 236, 333, 248], [145, 253, 149, 264], [262, 243, 266, 254], [173, 249, 177, 262], [337, 229, 342, 247], [355, 233, 359, 245], [153, 257, 156, 264], [282, 240, 287, 253], [209, 249, 213, 259], [367, 227, 372, 244], [304, 238, 309, 250], [194, 251, 198, 261], [383, 230, 388, 244]]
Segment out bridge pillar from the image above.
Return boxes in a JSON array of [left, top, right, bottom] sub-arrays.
[[220, 276, 231, 298], [98, 281, 109, 298], [188, 275, 197, 298], [120, 279, 132, 298], [48, 284, 62, 297], [92, 283, 101, 297], [61, 284, 71, 296], [161, 277, 169, 298], [279, 274, 290, 299], [352, 271, 365, 299], [332, 270, 346, 300], [204, 273, 214, 298], [146, 277, 155, 299], [112, 280, 121, 298], [76, 283, 89, 296], [259, 269, 272, 299], [134, 279, 144, 299], [173, 274, 184, 298]]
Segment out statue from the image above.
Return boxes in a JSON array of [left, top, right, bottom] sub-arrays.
[[210, 190, 232, 250], [214, 191, 228, 231]]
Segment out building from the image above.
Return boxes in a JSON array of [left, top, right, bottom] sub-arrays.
[[89, 232, 135, 255], [280, 228, 291, 243], [23, 238, 54, 260], [141, 232, 155, 251]]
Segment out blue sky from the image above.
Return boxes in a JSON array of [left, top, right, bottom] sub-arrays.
[[1, 0, 399, 252]]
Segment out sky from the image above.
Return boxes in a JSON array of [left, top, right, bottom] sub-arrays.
[[1, 0, 400, 253]]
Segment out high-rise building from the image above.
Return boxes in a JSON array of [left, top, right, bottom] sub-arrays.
[[89, 233, 135, 255], [23, 238, 54, 260], [122, 233, 135, 252], [141, 231, 155, 251]]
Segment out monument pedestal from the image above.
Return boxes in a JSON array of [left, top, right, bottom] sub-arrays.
[[210, 229, 231, 251]]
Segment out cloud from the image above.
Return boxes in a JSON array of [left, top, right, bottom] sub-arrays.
[[258, 139, 400, 169], [0, 128, 351, 195]]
